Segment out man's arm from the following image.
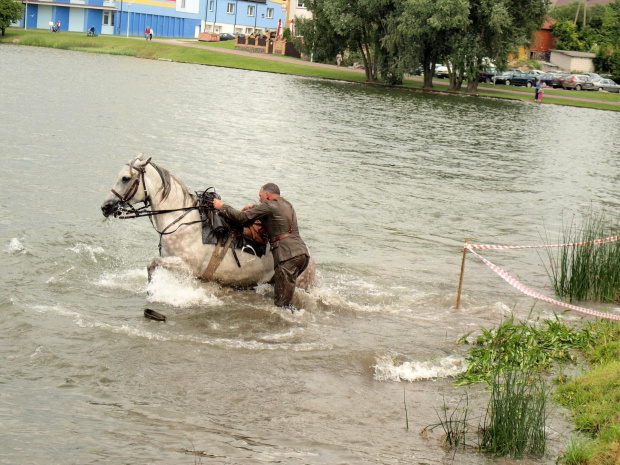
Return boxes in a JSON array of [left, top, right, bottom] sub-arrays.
[[212, 199, 269, 226]]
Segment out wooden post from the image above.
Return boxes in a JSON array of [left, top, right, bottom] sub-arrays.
[[455, 239, 469, 309]]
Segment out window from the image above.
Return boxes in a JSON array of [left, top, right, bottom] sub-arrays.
[[103, 11, 114, 26], [247, 5, 254, 16], [227, 2, 234, 14], [208, 0, 213, 11], [266, 7, 273, 18], [297, 1, 305, 7]]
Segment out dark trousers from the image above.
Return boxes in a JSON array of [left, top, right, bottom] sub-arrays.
[[274, 254, 309, 307]]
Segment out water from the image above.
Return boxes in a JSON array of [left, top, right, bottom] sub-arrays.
[[1, 44, 619, 464]]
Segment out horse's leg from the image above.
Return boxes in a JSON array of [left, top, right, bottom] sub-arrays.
[[147, 256, 193, 282]]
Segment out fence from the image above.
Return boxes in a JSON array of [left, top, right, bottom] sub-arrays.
[[455, 235, 620, 321]]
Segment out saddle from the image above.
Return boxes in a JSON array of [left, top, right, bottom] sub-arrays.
[[195, 189, 268, 258]]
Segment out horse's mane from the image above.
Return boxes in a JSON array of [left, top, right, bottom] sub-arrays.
[[149, 162, 195, 206]]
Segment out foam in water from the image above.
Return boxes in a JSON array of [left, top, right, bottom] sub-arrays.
[[67, 243, 106, 263], [373, 355, 466, 382], [146, 268, 222, 308], [34, 304, 81, 320], [95, 268, 148, 292], [6, 238, 26, 254]]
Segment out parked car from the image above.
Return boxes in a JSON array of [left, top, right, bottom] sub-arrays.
[[494, 70, 519, 85], [507, 70, 540, 87], [562, 74, 591, 90], [583, 78, 620, 92], [479, 67, 498, 83], [540, 72, 564, 88], [219, 33, 234, 41], [432, 64, 449, 78], [585, 73, 602, 80]]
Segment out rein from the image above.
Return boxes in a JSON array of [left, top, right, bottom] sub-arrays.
[[110, 168, 222, 255]]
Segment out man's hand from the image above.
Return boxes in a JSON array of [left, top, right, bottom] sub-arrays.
[[212, 198, 224, 210], [241, 204, 254, 212]]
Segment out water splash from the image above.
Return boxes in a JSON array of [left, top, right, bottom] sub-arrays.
[[6, 238, 26, 254], [95, 268, 148, 292], [374, 355, 466, 382], [67, 243, 106, 263], [145, 268, 222, 308]]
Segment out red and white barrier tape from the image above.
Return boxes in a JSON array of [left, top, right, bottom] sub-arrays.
[[468, 249, 620, 321], [467, 235, 619, 251]]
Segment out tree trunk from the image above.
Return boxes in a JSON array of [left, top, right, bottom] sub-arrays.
[[423, 65, 434, 88], [1, 27, 5, 37], [422, 49, 434, 89], [451, 78, 464, 92], [357, 40, 371, 82], [466, 79, 479, 94], [364, 42, 376, 81]]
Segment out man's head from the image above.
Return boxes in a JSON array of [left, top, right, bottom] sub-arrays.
[[259, 183, 280, 202]]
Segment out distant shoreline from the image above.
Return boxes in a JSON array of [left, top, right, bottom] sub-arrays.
[[3, 29, 619, 112]]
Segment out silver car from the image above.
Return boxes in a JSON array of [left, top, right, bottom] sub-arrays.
[[562, 74, 591, 91], [583, 78, 620, 93]]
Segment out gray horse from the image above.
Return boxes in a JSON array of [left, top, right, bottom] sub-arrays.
[[101, 155, 315, 289]]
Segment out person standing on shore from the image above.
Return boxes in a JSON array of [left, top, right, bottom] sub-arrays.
[[336, 52, 342, 67], [535, 78, 541, 102]]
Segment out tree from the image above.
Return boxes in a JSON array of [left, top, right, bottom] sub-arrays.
[[552, 19, 584, 50], [395, 0, 470, 89], [0, 0, 23, 36], [293, 0, 349, 64], [322, 0, 400, 83]]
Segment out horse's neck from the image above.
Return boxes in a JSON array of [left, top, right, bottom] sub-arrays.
[[145, 166, 197, 229]]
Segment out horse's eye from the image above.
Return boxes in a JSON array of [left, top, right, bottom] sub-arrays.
[[121, 176, 131, 183]]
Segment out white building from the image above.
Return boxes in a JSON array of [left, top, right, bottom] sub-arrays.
[[549, 50, 596, 73]]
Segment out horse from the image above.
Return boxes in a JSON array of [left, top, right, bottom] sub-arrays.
[[100, 155, 315, 290]]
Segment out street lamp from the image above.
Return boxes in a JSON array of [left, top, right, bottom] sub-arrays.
[[126, 3, 131, 38]]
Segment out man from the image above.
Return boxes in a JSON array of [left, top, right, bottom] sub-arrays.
[[212, 183, 309, 310]]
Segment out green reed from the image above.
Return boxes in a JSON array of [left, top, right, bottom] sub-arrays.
[[426, 393, 469, 450], [479, 369, 548, 458], [455, 313, 595, 385], [542, 211, 620, 303]]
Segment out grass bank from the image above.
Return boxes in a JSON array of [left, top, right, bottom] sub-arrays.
[[456, 314, 620, 464], [554, 321, 620, 465], [3, 29, 619, 111], [0, 29, 367, 81]]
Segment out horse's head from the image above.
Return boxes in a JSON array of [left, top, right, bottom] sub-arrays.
[[101, 155, 152, 217]]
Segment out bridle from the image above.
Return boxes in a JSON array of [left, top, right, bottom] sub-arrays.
[[108, 158, 225, 255], [110, 157, 152, 216]]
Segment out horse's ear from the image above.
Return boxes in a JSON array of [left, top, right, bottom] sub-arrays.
[[134, 156, 151, 168]]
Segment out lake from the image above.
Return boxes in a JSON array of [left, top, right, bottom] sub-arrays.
[[1, 44, 619, 464]]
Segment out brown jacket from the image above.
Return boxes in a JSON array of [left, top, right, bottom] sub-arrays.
[[220, 197, 308, 266]]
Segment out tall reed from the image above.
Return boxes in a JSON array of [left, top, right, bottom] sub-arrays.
[[426, 393, 469, 450], [543, 211, 620, 303], [480, 370, 548, 458]]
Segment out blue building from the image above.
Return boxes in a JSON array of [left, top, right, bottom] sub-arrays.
[[113, 0, 201, 38], [17, 0, 287, 38], [20, 0, 118, 36]]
